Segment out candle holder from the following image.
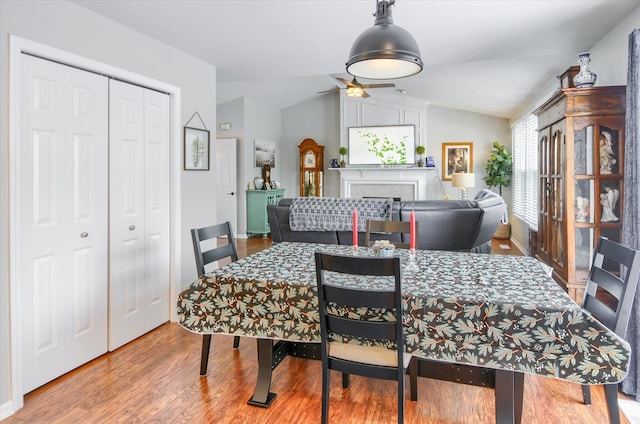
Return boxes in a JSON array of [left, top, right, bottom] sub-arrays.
[[405, 248, 419, 272], [352, 245, 359, 256]]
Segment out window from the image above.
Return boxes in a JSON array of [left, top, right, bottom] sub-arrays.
[[512, 114, 538, 229]]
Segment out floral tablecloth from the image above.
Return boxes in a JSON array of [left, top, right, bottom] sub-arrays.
[[177, 242, 630, 385]]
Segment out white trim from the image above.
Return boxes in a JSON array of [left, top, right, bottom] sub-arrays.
[[8, 35, 182, 415], [0, 400, 14, 421]]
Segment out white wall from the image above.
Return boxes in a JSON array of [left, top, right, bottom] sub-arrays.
[[426, 105, 511, 200], [282, 94, 341, 197], [0, 0, 217, 414], [217, 98, 281, 237], [508, 7, 640, 253]]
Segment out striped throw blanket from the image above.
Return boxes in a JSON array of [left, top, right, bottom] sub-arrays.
[[289, 197, 393, 231]]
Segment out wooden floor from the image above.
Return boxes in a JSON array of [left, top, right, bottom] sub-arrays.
[[3, 237, 631, 424]]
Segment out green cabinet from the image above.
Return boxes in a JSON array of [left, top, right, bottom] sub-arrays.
[[246, 189, 285, 238]]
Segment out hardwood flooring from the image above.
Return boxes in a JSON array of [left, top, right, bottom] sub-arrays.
[[3, 237, 631, 424]]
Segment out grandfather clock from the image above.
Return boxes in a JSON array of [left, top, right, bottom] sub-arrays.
[[298, 138, 324, 197]]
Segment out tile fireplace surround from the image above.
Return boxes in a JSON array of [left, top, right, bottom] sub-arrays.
[[334, 167, 444, 200]]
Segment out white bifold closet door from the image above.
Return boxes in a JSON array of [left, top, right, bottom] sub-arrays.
[[20, 54, 109, 393], [108, 80, 170, 351]]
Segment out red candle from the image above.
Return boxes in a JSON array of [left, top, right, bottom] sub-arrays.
[[410, 210, 416, 250], [353, 208, 358, 247]]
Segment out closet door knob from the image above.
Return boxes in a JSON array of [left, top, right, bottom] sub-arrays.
[[80, 232, 88, 238], [129, 225, 136, 231]]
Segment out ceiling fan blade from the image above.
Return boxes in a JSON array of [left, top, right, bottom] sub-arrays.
[[361, 83, 396, 89], [336, 77, 355, 88], [362, 90, 370, 98], [317, 87, 341, 94]]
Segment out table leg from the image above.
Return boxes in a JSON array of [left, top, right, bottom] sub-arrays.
[[247, 338, 277, 407], [495, 370, 523, 424]]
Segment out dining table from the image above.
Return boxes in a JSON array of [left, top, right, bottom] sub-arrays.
[[177, 242, 630, 423]]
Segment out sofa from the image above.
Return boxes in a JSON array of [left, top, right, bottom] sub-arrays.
[[267, 191, 506, 254]]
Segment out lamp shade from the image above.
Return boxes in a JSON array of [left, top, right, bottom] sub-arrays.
[[346, 1, 423, 79], [451, 173, 475, 188]]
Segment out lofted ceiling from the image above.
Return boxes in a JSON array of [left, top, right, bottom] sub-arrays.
[[72, 0, 640, 120]]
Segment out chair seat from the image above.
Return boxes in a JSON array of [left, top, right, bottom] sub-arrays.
[[330, 342, 413, 368]]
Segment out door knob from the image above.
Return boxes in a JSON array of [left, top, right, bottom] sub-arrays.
[[129, 225, 136, 231], [228, 192, 235, 196], [80, 232, 88, 238]]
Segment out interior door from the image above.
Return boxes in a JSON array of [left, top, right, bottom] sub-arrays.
[[142, 89, 170, 331], [109, 80, 146, 350], [216, 138, 238, 236], [20, 54, 109, 393], [109, 80, 170, 350]]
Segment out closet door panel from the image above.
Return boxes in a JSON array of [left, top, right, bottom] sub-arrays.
[[109, 80, 145, 350], [143, 89, 170, 330], [20, 54, 108, 393]]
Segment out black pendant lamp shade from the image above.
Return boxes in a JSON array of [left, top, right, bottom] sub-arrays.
[[346, 0, 423, 79]]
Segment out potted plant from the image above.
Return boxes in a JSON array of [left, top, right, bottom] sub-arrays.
[[415, 145, 425, 167], [338, 146, 348, 168], [483, 141, 512, 239]]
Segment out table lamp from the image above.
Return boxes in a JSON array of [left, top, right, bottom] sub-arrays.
[[451, 172, 475, 200]]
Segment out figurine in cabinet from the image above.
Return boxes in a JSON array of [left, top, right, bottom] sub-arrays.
[[600, 186, 620, 222], [576, 196, 589, 222], [599, 131, 616, 175]]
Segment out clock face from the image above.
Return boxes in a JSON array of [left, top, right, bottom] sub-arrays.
[[303, 151, 316, 168]]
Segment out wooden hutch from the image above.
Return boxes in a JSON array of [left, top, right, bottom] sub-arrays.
[[534, 85, 626, 303]]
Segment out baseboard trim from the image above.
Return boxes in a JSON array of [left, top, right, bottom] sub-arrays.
[[0, 400, 15, 420]]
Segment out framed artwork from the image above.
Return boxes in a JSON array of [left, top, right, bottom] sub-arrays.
[[255, 139, 276, 168], [442, 142, 473, 181], [184, 126, 210, 170]]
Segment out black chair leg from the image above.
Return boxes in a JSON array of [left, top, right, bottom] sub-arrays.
[[514, 372, 524, 424], [409, 357, 418, 401], [604, 383, 621, 424], [582, 384, 592, 405], [342, 372, 350, 388], [233, 335, 240, 348], [200, 334, 212, 376]]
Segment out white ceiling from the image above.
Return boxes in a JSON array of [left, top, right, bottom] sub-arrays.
[[72, 0, 640, 119]]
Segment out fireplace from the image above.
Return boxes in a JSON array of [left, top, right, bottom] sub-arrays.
[[335, 167, 444, 200]]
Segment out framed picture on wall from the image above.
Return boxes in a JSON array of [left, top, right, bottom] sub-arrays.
[[442, 142, 473, 181], [255, 139, 276, 168], [184, 127, 210, 170]]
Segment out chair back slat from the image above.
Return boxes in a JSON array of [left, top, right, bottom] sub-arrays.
[[191, 221, 238, 276], [582, 295, 617, 330], [324, 284, 396, 309], [365, 220, 418, 249], [327, 315, 398, 341], [582, 237, 640, 337]]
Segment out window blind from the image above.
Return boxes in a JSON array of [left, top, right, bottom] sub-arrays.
[[512, 114, 538, 229]]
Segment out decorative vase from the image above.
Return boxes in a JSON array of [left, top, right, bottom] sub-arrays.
[[573, 53, 597, 88], [253, 177, 264, 190], [426, 156, 435, 167], [330, 158, 339, 168]]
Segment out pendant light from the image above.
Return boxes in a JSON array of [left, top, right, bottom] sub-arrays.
[[346, 0, 423, 80]]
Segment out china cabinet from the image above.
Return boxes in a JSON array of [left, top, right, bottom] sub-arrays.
[[246, 188, 285, 238], [534, 85, 626, 303], [298, 138, 324, 197]]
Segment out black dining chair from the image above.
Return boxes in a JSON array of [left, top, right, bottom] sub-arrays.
[[315, 252, 416, 424], [365, 219, 418, 249], [191, 221, 241, 376], [579, 237, 640, 424]]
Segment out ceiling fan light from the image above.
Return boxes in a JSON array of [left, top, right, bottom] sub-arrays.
[[346, 0, 423, 80], [346, 86, 365, 97]]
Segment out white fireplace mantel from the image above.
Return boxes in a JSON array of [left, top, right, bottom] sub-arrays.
[[332, 167, 445, 200]]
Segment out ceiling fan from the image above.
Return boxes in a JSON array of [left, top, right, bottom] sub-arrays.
[[318, 77, 395, 98]]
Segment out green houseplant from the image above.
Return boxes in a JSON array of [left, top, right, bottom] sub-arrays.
[[483, 141, 512, 239], [483, 141, 512, 196], [415, 145, 426, 167], [338, 146, 348, 168]]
